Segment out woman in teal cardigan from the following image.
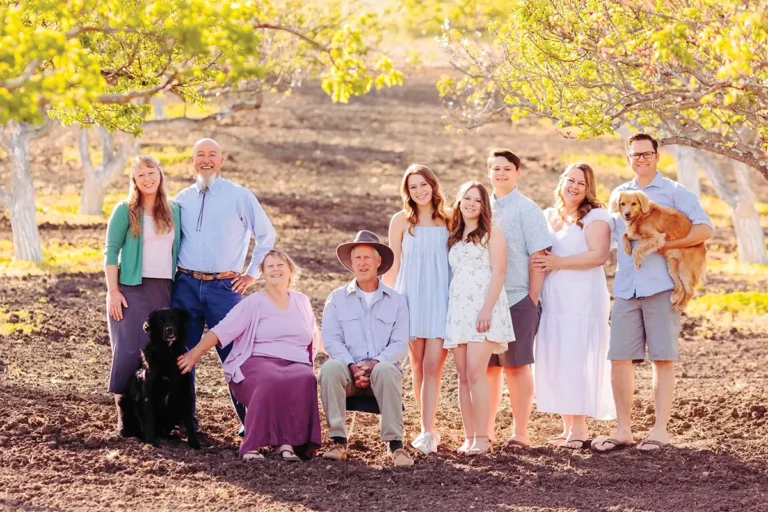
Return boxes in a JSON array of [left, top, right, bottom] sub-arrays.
[[104, 155, 181, 433]]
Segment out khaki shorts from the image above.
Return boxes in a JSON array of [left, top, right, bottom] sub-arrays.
[[608, 290, 681, 362]]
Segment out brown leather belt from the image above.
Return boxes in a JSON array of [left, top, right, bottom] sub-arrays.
[[178, 267, 240, 281]]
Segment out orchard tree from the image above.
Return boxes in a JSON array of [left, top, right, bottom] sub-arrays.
[[0, 0, 403, 262], [437, 0, 767, 263]]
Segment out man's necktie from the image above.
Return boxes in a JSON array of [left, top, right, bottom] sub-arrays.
[[196, 185, 208, 232]]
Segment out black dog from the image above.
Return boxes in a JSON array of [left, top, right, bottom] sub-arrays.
[[118, 307, 200, 448]]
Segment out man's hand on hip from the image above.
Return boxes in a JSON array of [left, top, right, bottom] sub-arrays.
[[231, 274, 257, 294]]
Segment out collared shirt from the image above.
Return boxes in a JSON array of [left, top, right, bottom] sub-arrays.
[[176, 176, 276, 278], [610, 172, 713, 300], [491, 188, 552, 305], [321, 280, 410, 369]]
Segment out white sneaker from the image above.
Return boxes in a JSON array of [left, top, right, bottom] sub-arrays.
[[411, 432, 440, 455]]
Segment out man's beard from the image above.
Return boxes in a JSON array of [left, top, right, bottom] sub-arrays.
[[197, 173, 216, 188]]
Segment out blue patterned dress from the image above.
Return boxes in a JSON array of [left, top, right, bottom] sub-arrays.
[[394, 226, 451, 340]]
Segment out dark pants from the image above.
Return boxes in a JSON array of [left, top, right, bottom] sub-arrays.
[[171, 272, 246, 426]]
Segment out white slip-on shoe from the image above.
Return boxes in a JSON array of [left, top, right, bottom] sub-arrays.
[[410, 432, 430, 455]]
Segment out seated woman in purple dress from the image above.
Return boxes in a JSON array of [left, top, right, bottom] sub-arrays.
[[178, 249, 322, 461]]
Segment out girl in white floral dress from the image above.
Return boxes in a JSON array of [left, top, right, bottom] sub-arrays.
[[444, 181, 515, 455]]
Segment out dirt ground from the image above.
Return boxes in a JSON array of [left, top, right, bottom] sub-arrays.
[[1, 70, 768, 511]]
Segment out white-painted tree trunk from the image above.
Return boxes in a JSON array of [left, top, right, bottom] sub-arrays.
[[78, 127, 136, 215], [670, 145, 701, 197], [731, 162, 767, 264], [151, 96, 165, 120], [2, 120, 43, 262], [694, 152, 767, 264]]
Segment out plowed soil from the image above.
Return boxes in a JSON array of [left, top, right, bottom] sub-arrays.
[[1, 70, 767, 511]]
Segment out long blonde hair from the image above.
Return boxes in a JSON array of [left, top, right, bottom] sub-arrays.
[[553, 162, 604, 228], [128, 155, 173, 237], [400, 164, 449, 235]]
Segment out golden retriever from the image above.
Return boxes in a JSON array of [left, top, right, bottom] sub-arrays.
[[611, 190, 706, 311]]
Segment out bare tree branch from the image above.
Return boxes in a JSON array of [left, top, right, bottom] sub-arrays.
[[96, 74, 178, 104], [661, 135, 768, 181], [0, 59, 40, 91]]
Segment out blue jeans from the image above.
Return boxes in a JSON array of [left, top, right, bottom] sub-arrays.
[[172, 272, 246, 426]]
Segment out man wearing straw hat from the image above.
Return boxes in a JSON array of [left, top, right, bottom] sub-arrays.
[[319, 230, 414, 467]]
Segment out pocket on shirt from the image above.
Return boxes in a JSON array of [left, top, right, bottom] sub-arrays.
[[338, 311, 361, 341], [375, 309, 395, 326]]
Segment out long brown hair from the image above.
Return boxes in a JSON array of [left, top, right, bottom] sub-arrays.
[[448, 181, 493, 249], [553, 162, 604, 228], [400, 164, 449, 235], [128, 155, 173, 237]]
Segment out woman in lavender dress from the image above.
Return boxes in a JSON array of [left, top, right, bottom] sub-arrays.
[[178, 250, 322, 461]]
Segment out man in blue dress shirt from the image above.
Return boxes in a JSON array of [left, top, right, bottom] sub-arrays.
[[592, 133, 713, 453], [172, 138, 276, 427]]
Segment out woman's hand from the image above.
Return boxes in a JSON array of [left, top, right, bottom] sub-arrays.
[[476, 307, 492, 333], [177, 349, 201, 375], [531, 250, 562, 273], [108, 289, 128, 321]]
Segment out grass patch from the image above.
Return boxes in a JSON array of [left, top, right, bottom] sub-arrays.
[[706, 260, 768, 278], [687, 291, 768, 323], [37, 192, 124, 218], [0, 309, 40, 336], [0, 240, 103, 276]]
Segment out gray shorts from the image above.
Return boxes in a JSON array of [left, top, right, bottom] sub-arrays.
[[489, 295, 540, 368], [608, 290, 681, 362]]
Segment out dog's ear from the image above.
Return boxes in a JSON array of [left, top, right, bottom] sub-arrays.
[[609, 192, 621, 213], [637, 192, 651, 214], [143, 310, 157, 333]]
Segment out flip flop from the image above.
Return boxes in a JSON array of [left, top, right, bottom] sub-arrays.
[[560, 439, 592, 450], [637, 439, 669, 452], [590, 437, 633, 453], [505, 439, 531, 450], [547, 436, 567, 446]]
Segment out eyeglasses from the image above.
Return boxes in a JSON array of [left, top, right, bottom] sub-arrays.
[[628, 151, 657, 161]]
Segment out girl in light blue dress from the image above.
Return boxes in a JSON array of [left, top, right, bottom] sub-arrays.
[[383, 164, 451, 456]]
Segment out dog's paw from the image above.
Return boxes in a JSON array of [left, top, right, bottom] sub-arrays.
[[633, 258, 643, 270]]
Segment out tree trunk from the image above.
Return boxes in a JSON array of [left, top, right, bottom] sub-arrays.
[[151, 96, 165, 120], [670, 145, 701, 197], [78, 127, 136, 215], [79, 172, 109, 215], [693, 152, 767, 264], [731, 162, 767, 264], [3, 120, 43, 262]]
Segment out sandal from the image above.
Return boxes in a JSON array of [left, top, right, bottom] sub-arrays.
[[457, 439, 472, 455], [278, 445, 301, 461], [560, 439, 592, 450], [590, 436, 633, 453], [505, 439, 530, 450], [468, 436, 493, 456], [242, 450, 266, 461], [547, 436, 567, 446], [637, 439, 669, 452]]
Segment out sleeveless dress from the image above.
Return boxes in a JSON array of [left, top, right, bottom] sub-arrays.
[[394, 226, 451, 340], [443, 237, 514, 353], [534, 208, 615, 420]]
